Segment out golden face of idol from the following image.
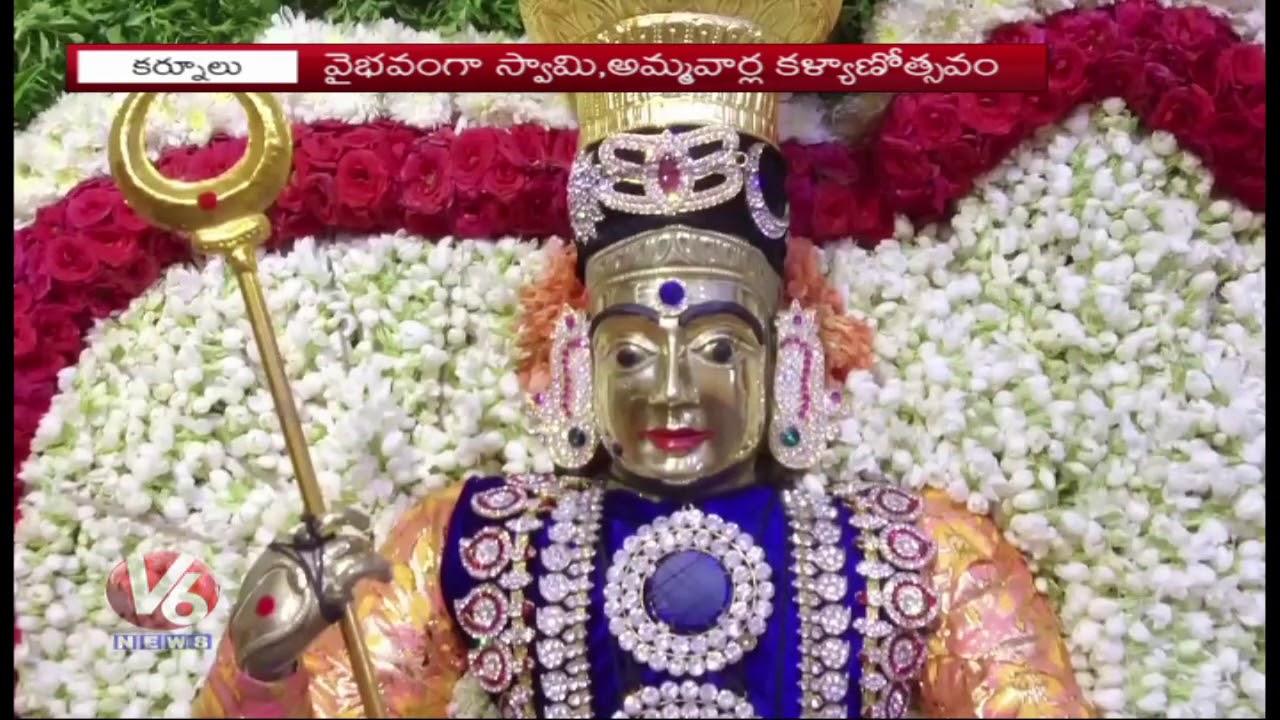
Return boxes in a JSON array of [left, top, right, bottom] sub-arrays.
[[590, 283, 771, 487]]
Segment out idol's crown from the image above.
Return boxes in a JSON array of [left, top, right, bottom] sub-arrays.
[[520, 0, 841, 310], [518, 0, 843, 149]]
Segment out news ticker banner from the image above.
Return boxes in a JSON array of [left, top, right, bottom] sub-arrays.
[[66, 44, 1047, 93]]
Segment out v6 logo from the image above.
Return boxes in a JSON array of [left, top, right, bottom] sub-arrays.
[[105, 550, 221, 631]]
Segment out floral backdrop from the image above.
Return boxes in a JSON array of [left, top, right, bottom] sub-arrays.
[[13, 0, 1266, 718]]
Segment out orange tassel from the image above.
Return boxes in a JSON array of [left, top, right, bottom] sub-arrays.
[[783, 237, 875, 380], [515, 240, 588, 393]]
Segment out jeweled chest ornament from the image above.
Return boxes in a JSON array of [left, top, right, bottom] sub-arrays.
[[536, 487, 605, 718], [604, 508, 775, 677], [455, 474, 571, 717], [615, 682, 758, 719], [461, 476, 939, 718], [782, 487, 852, 717], [569, 126, 789, 244], [840, 479, 942, 719]]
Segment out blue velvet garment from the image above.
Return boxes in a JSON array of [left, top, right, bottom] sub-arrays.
[[442, 475, 868, 718]]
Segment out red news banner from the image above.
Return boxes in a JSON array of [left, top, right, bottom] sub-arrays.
[[66, 44, 1048, 93]]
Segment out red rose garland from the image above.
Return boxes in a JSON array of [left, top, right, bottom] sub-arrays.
[[9, 0, 1266, 654]]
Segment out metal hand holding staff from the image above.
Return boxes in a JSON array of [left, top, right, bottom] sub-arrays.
[[107, 93, 388, 719]]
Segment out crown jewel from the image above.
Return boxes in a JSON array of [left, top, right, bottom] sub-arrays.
[[567, 127, 789, 244]]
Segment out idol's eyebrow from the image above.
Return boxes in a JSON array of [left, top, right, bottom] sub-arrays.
[[590, 304, 659, 335], [678, 302, 764, 342]]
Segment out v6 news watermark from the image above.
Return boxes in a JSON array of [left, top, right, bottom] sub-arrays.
[[104, 550, 221, 650]]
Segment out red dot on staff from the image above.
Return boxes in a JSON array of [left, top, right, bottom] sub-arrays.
[[255, 595, 276, 617]]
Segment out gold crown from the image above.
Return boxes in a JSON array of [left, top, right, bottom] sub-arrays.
[[519, 0, 843, 148]]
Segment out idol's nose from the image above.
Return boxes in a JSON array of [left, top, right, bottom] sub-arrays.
[[652, 333, 697, 406]]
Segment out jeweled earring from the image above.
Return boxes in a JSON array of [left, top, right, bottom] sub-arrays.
[[527, 306, 598, 470], [769, 301, 844, 470]]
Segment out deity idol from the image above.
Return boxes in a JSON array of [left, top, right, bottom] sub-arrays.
[[188, 2, 1095, 718]]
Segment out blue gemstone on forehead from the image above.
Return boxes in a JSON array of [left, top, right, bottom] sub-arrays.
[[658, 280, 686, 307], [645, 550, 732, 635]]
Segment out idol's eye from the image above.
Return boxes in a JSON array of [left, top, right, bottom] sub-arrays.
[[615, 344, 649, 369], [697, 338, 736, 365]]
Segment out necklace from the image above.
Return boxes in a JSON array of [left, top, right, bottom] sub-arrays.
[[542, 484, 856, 718], [536, 486, 605, 718], [603, 506, 776, 677], [838, 477, 941, 719], [460, 475, 939, 719], [455, 473, 567, 718], [783, 486, 853, 717]]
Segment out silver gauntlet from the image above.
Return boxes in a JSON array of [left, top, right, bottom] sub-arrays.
[[228, 508, 392, 680]]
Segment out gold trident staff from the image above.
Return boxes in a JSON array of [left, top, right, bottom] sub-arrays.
[[107, 92, 388, 719]]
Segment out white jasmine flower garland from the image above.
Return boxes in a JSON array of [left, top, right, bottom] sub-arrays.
[[829, 102, 1264, 718], [448, 672, 502, 718], [868, 0, 1040, 44], [15, 103, 1264, 717]]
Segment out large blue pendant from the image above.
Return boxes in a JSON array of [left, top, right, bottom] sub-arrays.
[[644, 549, 733, 635]]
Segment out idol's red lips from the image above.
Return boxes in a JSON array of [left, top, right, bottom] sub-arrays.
[[642, 427, 713, 454]]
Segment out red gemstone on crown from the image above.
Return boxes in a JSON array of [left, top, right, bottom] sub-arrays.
[[657, 156, 682, 194], [197, 192, 218, 211]]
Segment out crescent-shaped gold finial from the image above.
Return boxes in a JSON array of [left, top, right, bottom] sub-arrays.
[[107, 92, 293, 257]]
